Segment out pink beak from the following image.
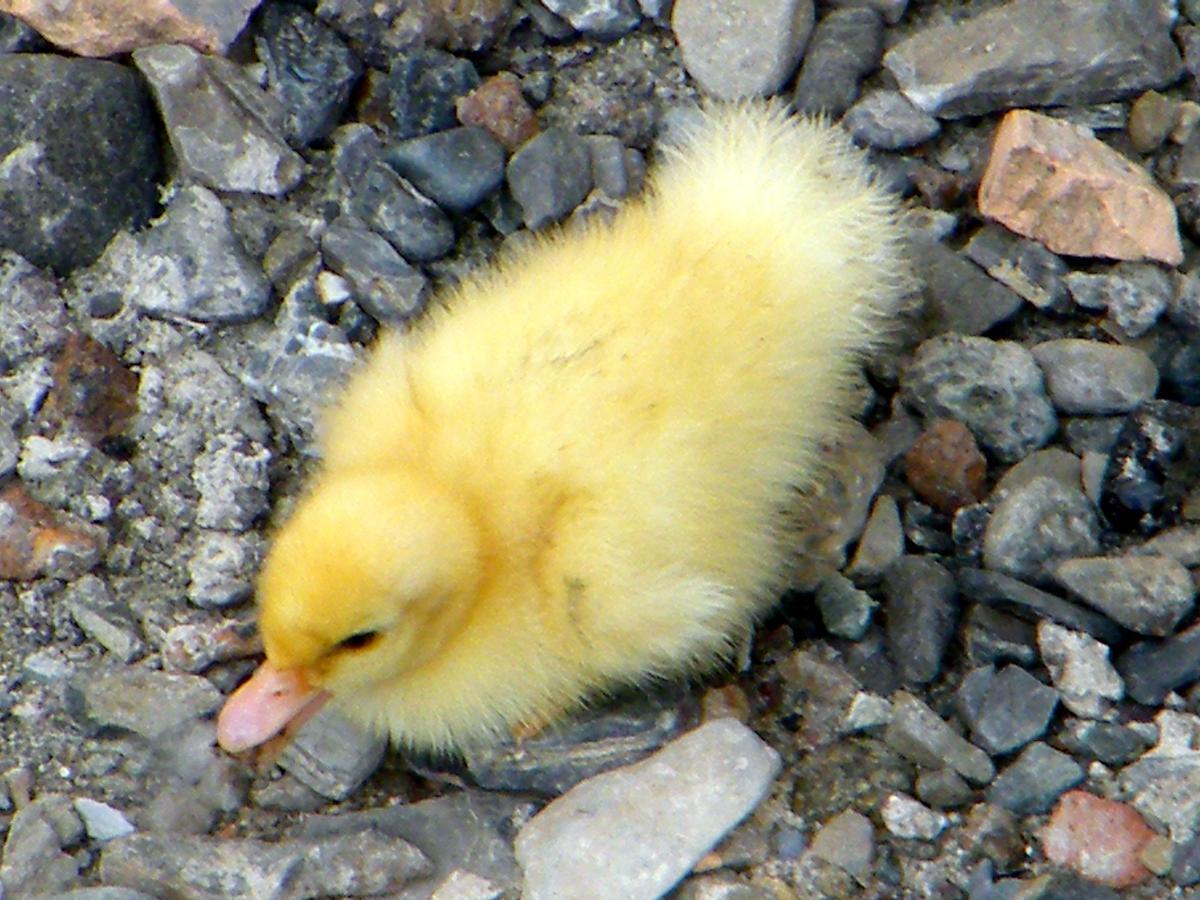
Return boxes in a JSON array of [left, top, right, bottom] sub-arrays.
[[216, 661, 331, 753]]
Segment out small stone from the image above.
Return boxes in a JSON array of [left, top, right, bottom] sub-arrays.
[[671, 0, 814, 100], [193, 432, 271, 532], [1129, 89, 1178, 153], [1120, 711, 1200, 844], [958, 568, 1123, 644], [370, 48, 481, 141], [983, 476, 1101, 585], [387, 127, 506, 213], [431, 869, 506, 900], [792, 7, 883, 117], [1038, 621, 1123, 719], [507, 127, 593, 229], [162, 618, 260, 674], [187, 530, 263, 609], [586, 136, 644, 200], [815, 573, 876, 640], [1172, 833, 1200, 885], [962, 604, 1038, 668], [986, 742, 1083, 816], [1032, 339, 1158, 415], [901, 335, 1057, 464], [884, 691, 994, 786], [1118, 621, 1200, 706], [66, 664, 221, 740], [515, 719, 781, 900], [883, 557, 958, 685], [977, 109, 1183, 265], [65, 575, 144, 664], [843, 90, 940, 150], [904, 419, 987, 515], [321, 216, 431, 322], [912, 236, 1024, 336], [0, 0, 261, 56], [279, 704, 387, 801], [1132, 526, 1200, 567], [1054, 719, 1150, 767], [963, 223, 1070, 312], [102, 185, 271, 324], [0, 482, 107, 581], [73, 798, 135, 843], [255, 2, 363, 146], [1064, 264, 1173, 337], [881, 792, 948, 841], [915, 769, 972, 810], [1054, 555, 1195, 637], [457, 72, 539, 151], [0, 800, 81, 894], [1041, 791, 1154, 889], [541, 0, 641, 38], [41, 334, 139, 446], [841, 691, 892, 733], [967, 664, 1059, 756], [807, 809, 874, 878], [134, 44, 303, 195], [846, 494, 903, 582], [882, 0, 1182, 119]]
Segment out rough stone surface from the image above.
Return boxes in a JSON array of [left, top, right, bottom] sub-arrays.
[[986, 742, 1084, 816], [1064, 264, 1174, 337], [1041, 791, 1154, 889], [978, 109, 1183, 265], [0, 55, 162, 274], [387, 127, 507, 213], [542, 0, 641, 38], [963, 223, 1069, 312], [884, 691, 994, 786], [883, 557, 958, 685], [507, 126, 594, 229], [807, 809, 874, 878], [671, 0, 814, 100], [883, 0, 1183, 118], [1038, 621, 1123, 719], [912, 236, 1024, 337], [1032, 339, 1158, 415], [843, 90, 940, 150], [1054, 555, 1195, 637], [904, 419, 987, 514], [278, 705, 387, 802], [792, 7, 883, 117], [0, 482, 107, 581], [0, 0, 261, 56], [66, 664, 221, 740], [983, 477, 1101, 585], [515, 719, 781, 900]]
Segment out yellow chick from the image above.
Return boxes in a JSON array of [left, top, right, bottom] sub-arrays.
[[217, 103, 908, 755]]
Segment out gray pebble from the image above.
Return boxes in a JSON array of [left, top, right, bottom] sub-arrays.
[[1169, 270, 1200, 331], [187, 530, 263, 609], [967, 664, 1059, 756], [1119, 710, 1200, 843], [792, 7, 883, 117], [0, 800, 81, 895], [884, 691, 994, 785], [73, 798, 135, 843], [963, 224, 1070, 313], [0, 252, 67, 368], [102, 186, 271, 324], [844, 90, 940, 150], [586, 135, 645, 200], [846, 494, 903, 582], [962, 604, 1037, 668], [915, 769, 973, 810], [807, 809, 874, 878], [815, 572, 876, 640], [993, 448, 1081, 498], [986, 742, 1083, 816], [880, 792, 948, 841], [824, 0, 906, 24], [884, 557, 958, 685], [1131, 525, 1200, 567], [66, 664, 222, 741], [1037, 621, 1123, 718], [515, 719, 781, 900], [1054, 719, 1150, 766], [541, 0, 642, 38], [279, 704, 387, 801], [901, 335, 1057, 464], [1054, 555, 1195, 637], [373, 48, 480, 141], [507, 127, 594, 229], [671, 0, 814, 100], [912, 237, 1024, 336], [983, 477, 1101, 585], [64, 576, 144, 664], [193, 432, 271, 532], [133, 44, 303, 196], [387, 127, 507, 214], [1065, 264, 1174, 337], [321, 216, 431, 322]]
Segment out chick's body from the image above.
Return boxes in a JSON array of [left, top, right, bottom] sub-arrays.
[[219, 105, 908, 753]]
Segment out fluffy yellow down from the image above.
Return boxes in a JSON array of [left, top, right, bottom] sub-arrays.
[[255, 103, 909, 752]]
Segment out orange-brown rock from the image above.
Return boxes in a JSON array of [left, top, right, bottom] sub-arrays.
[[904, 419, 987, 514], [1041, 790, 1154, 889], [457, 72, 539, 152], [0, 0, 261, 57], [0, 483, 107, 581], [978, 109, 1183, 266], [41, 334, 138, 446]]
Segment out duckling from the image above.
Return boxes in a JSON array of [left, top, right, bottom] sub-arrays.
[[217, 103, 908, 754]]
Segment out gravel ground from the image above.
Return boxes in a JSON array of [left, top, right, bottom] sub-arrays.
[[3, 0, 1200, 897]]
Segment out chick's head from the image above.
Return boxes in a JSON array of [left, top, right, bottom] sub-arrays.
[[257, 469, 482, 698]]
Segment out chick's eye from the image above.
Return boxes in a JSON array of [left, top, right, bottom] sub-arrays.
[[336, 630, 380, 652]]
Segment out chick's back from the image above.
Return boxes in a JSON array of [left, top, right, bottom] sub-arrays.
[[282, 104, 909, 748]]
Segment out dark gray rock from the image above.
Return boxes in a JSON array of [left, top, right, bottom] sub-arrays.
[[1031, 339, 1158, 416], [100, 186, 271, 325], [883, 557, 958, 685], [1054, 555, 1194, 637], [843, 90, 941, 150], [377, 48, 481, 140], [792, 7, 883, 117], [64, 576, 144, 664], [464, 690, 697, 795], [985, 742, 1083, 815], [963, 224, 1070, 313], [65, 664, 222, 741], [968, 665, 1059, 756], [100, 830, 431, 899], [983, 477, 1101, 585], [1065, 264, 1173, 337], [1101, 401, 1200, 535], [0, 12, 44, 51], [815, 572, 876, 640], [321, 216, 431, 322], [956, 568, 1125, 645], [884, 691, 994, 785], [1169, 270, 1200, 332], [278, 705, 387, 801], [901, 335, 1057, 463], [134, 44, 303, 196], [507, 127, 594, 229], [1117, 621, 1200, 705], [0, 799, 82, 895], [387, 127, 507, 213], [912, 237, 1024, 337], [334, 125, 456, 262], [586, 135, 646, 200], [883, 0, 1183, 118], [255, 2, 363, 146], [542, 0, 642, 38], [915, 768, 973, 810], [0, 55, 162, 274], [1053, 719, 1151, 766], [1174, 832, 1200, 885], [962, 604, 1038, 668]]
